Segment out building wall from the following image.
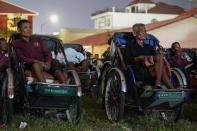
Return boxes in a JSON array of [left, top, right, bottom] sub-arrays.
[[149, 17, 197, 48], [0, 15, 7, 29], [92, 12, 177, 29], [59, 28, 108, 43], [94, 15, 113, 29], [126, 3, 156, 13], [28, 16, 33, 28], [92, 44, 109, 58]]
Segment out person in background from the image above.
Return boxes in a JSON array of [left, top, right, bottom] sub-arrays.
[[64, 47, 88, 72], [0, 38, 8, 71], [93, 54, 103, 68], [13, 19, 66, 84], [169, 42, 193, 69], [102, 47, 110, 61]]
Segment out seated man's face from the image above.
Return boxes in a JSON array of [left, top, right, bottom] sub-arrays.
[[172, 44, 181, 54], [19, 22, 32, 37], [135, 27, 146, 41]]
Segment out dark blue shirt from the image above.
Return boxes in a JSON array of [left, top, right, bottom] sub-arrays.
[[124, 38, 156, 66]]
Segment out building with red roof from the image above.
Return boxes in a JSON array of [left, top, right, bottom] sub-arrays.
[[73, 8, 197, 56], [91, 0, 185, 30], [0, 0, 38, 33]]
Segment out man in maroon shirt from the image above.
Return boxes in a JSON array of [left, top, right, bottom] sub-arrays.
[[0, 38, 8, 71], [14, 19, 66, 84]]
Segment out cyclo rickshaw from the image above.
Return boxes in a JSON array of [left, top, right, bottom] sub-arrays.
[[0, 34, 82, 125], [101, 32, 190, 122], [63, 43, 101, 97]]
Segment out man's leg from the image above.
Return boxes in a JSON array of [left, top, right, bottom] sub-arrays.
[[153, 54, 163, 86], [154, 55, 174, 89], [69, 62, 81, 72], [80, 60, 88, 72], [54, 70, 67, 84], [161, 66, 174, 89], [31, 63, 45, 82]]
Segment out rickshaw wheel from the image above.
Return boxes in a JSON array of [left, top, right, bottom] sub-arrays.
[[0, 75, 13, 125], [105, 70, 125, 122], [101, 63, 112, 108], [159, 69, 186, 122], [90, 66, 100, 99], [66, 71, 82, 125], [160, 104, 184, 123], [66, 97, 82, 125]]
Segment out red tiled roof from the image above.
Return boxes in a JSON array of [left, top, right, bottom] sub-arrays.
[[145, 7, 197, 31], [0, 0, 38, 15], [72, 8, 197, 46], [71, 29, 131, 46], [148, 2, 185, 14], [129, 0, 154, 5]]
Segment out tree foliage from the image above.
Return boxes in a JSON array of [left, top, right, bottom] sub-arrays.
[[0, 14, 22, 39]]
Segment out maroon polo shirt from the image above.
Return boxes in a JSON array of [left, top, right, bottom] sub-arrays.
[[14, 36, 52, 64]]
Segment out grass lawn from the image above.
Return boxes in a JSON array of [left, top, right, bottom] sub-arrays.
[[1, 96, 197, 131]]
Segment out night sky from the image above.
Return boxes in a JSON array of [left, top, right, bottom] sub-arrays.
[[7, 0, 195, 34]]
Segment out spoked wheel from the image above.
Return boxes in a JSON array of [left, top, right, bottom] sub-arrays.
[[66, 97, 82, 125], [159, 68, 186, 122], [101, 63, 112, 107], [101, 63, 112, 97], [66, 70, 82, 125], [104, 69, 125, 122], [0, 99, 13, 125], [171, 68, 187, 89], [160, 104, 184, 122], [90, 66, 100, 99], [0, 74, 13, 125]]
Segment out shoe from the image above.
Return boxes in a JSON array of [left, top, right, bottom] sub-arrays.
[[154, 85, 162, 89]]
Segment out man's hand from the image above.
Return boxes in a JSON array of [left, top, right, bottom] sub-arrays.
[[44, 62, 51, 71], [134, 56, 154, 66], [33, 60, 51, 71], [134, 55, 146, 61]]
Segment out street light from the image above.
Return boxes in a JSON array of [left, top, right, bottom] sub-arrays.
[[40, 14, 58, 34]]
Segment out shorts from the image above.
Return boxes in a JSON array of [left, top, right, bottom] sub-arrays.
[[24, 59, 62, 73]]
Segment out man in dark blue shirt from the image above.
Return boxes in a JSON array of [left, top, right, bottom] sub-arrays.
[[124, 23, 173, 89]]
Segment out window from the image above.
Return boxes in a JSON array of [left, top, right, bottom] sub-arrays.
[[151, 18, 158, 23], [98, 17, 111, 28], [131, 7, 135, 12]]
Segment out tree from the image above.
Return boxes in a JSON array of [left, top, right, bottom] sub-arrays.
[[0, 27, 16, 39], [0, 14, 22, 39]]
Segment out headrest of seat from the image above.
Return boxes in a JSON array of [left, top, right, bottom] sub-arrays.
[[144, 34, 160, 47], [112, 32, 134, 46], [9, 33, 22, 43]]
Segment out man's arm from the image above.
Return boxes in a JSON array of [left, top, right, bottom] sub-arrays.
[[133, 55, 146, 62]]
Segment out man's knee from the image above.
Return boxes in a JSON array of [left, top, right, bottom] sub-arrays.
[[154, 54, 163, 64], [32, 62, 43, 71]]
